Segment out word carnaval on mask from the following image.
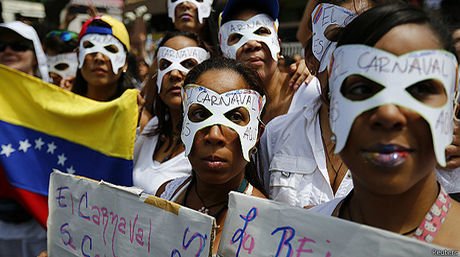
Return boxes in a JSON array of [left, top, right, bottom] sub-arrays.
[[228, 19, 273, 33], [195, 91, 256, 109], [357, 51, 450, 77], [159, 48, 203, 60]]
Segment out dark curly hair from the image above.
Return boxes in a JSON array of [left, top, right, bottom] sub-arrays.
[[337, 2, 453, 52]]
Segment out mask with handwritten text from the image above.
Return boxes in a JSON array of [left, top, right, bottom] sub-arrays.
[[168, 0, 213, 24], [181, 84, 265, 162], [329, 45, 458, 166], [78, 34, 127, 75], [156, 46, 210, 93], [219, 14, 280, 61], [311, 3, 356, 72], [47, 52, 78, 80]]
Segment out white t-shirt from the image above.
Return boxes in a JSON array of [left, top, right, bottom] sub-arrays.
[[133, 117, 192, 195]]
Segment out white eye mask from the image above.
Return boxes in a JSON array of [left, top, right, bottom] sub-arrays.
[[78, 34, 127, 75], [311, 3, 356, 72], [181, 85, 265, 162], [47, 52, 78, 80], [219, 14, 280, 61], [156, 46, 210, 94], [168, 0, 213, 24], [329, 45, 458, 166]]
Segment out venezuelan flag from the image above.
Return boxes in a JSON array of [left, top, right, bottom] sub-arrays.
[[0, 64, 137, 227]]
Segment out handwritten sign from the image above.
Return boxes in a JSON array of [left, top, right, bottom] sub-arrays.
[[48, 170, 215, 257], [218, 192, 444, 257]]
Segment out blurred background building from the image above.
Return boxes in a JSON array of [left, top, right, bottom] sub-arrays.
[[0, 0, 443, 60]]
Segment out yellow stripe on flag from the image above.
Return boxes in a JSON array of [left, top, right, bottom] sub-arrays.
[[0, 64, 138, 160]]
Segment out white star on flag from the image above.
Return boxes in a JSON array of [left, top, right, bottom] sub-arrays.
[[35, 138, 44, 150], [66, 166, 76, 174], [47, 142, 57, 154], [18, 139, 31, 153], [1, 144, 15, 157], [57, 153, 67, 166]]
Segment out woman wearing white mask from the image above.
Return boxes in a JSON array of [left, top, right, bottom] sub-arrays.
[[72, 15, 134, 101], [133, 31, 210, 195], [312, 3, 460, 249], [219, 0, 313, 124], [167, 0, 219, 54], [258, 0, 383, 208], [44, 30, 79, 89], [156, 57, 267, 255]]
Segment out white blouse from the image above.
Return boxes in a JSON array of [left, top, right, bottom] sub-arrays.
[[133, 117, 192, 195]]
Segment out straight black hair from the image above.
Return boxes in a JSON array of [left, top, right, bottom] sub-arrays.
[[337, 2, 453, 52]]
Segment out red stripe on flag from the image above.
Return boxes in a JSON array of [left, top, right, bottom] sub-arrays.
[[0, 166, 15, 198], [15, 188, 48, 228], [0, 166, 48, 228]]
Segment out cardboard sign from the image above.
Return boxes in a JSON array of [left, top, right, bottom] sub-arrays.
[[48, 170, 215, 257], [218, 192, 446, 257]]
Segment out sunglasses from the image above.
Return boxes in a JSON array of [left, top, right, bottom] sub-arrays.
[[46, 30, 78, 42], [0, 41, 34, 52]]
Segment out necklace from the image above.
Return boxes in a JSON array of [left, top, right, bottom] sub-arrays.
[[184, 177, 249, 217], [322, 134, 347, 191], [319, 107, 347, 191], [324, 140, 343, 174], [194, 184, 228, 215]]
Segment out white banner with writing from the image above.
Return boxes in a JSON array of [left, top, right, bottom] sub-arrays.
[[48, 170, 215, 257], [218, 192, 446, 257]]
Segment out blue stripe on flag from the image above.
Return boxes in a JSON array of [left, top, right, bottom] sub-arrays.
[[0, 120, 133, 195]]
